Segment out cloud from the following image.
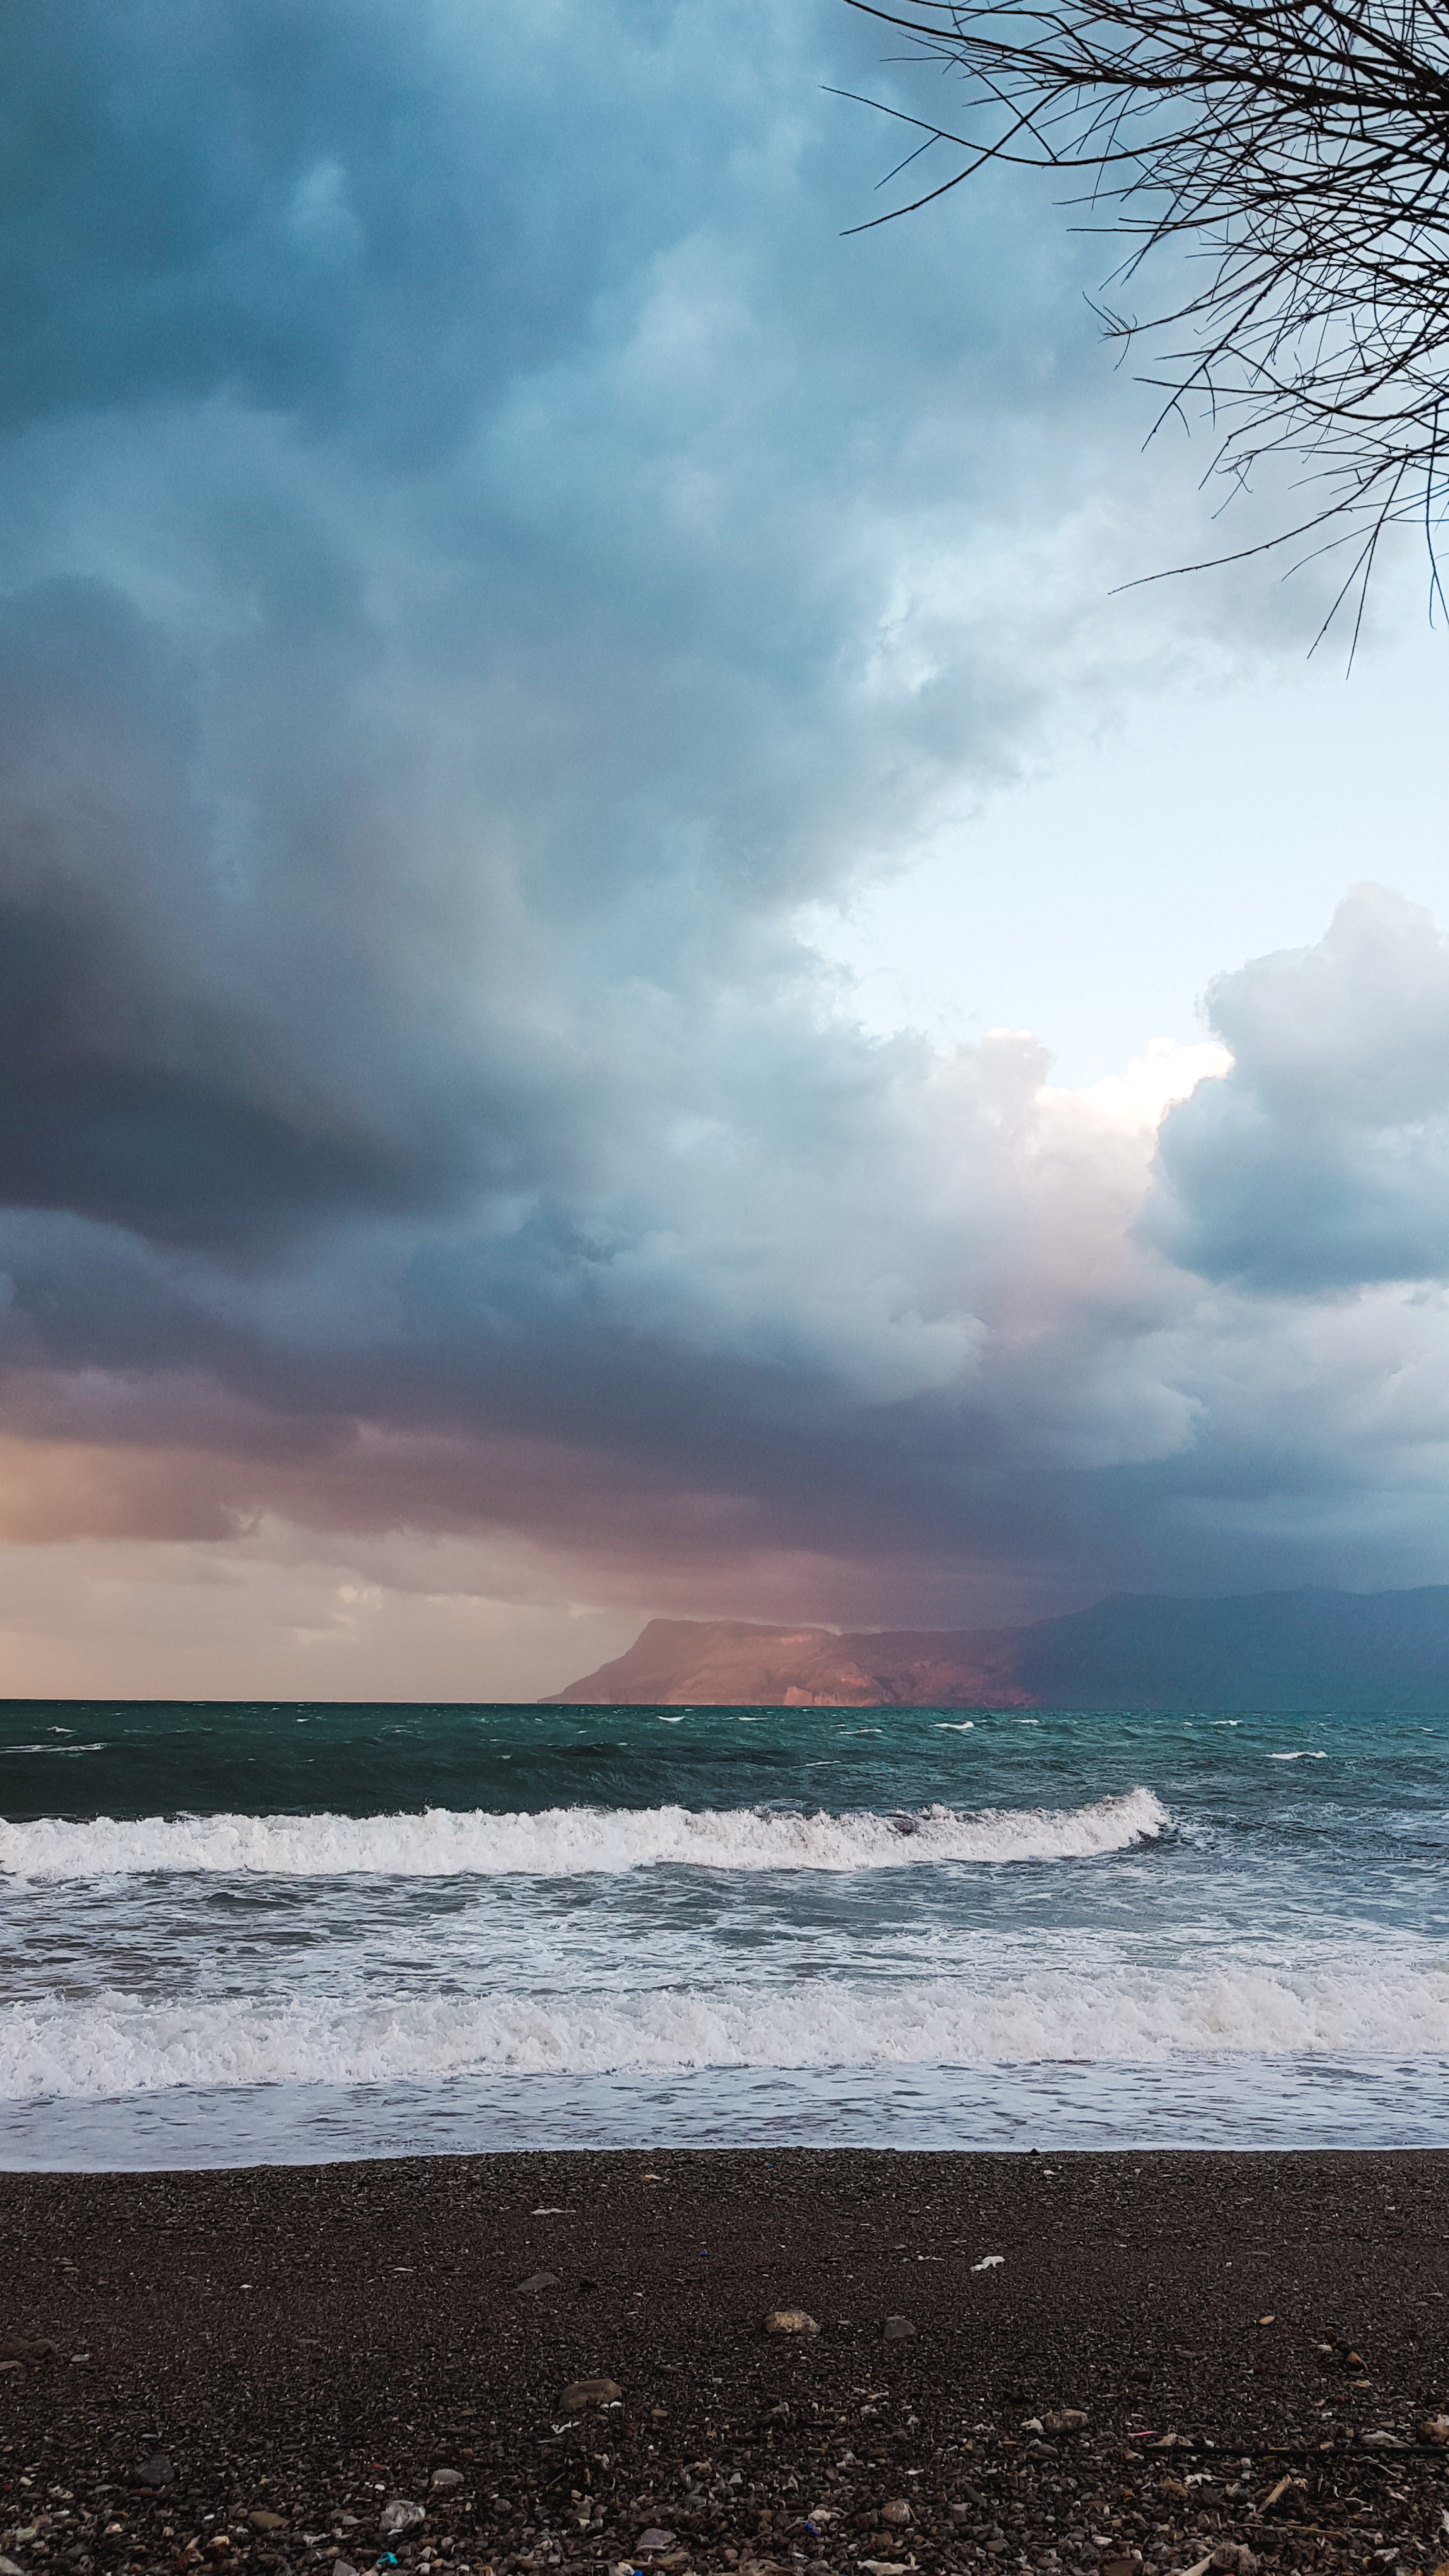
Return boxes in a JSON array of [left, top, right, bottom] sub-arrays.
[[0, 0, 1446, 1686], [1150, 887, 1449, 1290]]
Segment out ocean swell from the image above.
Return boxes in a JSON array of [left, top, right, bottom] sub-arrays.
[[0, 1788, 1167, 1881]]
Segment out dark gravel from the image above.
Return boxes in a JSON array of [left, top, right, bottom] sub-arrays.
[[1, 2152, 1446, 2576]]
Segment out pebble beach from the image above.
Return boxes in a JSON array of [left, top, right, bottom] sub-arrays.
[[1, 2153, 1447, 2576]]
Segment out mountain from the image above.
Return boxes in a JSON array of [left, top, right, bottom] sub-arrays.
[[544, 1617, 1028, 1708], [544, 1585, 1449, 1710]]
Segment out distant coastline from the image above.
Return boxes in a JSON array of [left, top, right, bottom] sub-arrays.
[[545, 1582, 1449, 1709]]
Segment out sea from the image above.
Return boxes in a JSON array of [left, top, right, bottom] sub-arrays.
[[1, 1699, 1446, 2170]]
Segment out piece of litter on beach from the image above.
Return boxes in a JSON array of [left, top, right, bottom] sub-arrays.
[[531, 2206, 567, 2216], [971, 2255, 1004, 2272]]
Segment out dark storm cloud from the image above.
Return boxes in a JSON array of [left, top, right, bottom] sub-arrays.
[[0, 0, 606, 442], [0, 0, 1443, 1614], [0, 575, 463, 1246]]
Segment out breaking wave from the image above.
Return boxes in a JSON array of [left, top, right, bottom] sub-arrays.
[[0, 1787, 1167, 1881], [4, 1950, 1448, 2096]]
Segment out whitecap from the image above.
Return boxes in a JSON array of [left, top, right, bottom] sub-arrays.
[[0, 1787, 1170, 1882], [0, 1743, 108, 1757]]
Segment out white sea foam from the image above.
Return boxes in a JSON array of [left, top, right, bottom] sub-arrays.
[[3, 1950, 1447, 2097], [0, 1787, 1168, 1882], [0, 1744, 108, 1756]]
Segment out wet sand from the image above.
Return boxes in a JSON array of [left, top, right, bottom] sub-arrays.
[[1, 2152, 1446, 2576]]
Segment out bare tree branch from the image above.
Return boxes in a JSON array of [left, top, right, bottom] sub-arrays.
[[842, 0, 1449, 631]]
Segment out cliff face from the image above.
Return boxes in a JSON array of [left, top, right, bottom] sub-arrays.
[[545, 1586, 1449, 1709], [544, 1617, 1027, 1708]]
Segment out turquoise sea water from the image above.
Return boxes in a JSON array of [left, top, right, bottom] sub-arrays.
[[1, 1699, 1446, 2168]]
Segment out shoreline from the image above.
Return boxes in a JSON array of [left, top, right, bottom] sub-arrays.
[[2, 2150, 1446, 2576]]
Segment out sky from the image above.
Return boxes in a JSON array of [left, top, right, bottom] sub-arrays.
[[3, 0, 1449, 1700]]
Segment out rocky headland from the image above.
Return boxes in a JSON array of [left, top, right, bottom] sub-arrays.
[[545, 1590, 1449, 1711]]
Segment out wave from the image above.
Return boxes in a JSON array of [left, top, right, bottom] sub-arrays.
[[3, 1950, 1447, 2095], [0, 1787, 1167, 1881]]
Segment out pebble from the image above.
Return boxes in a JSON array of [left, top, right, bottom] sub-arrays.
[[429, 2469, 463, 2489], [248, 2510, 287, 2533], [132, 2454, 174, 2489], [0, 2556, 23, 2575], [882, 2315, 917, 2341], [636, 2528, 676, 2551], [763, 2309, 819, 2335], [880, 2500, 912, 2525], [516, 2272, 560, 2293]]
